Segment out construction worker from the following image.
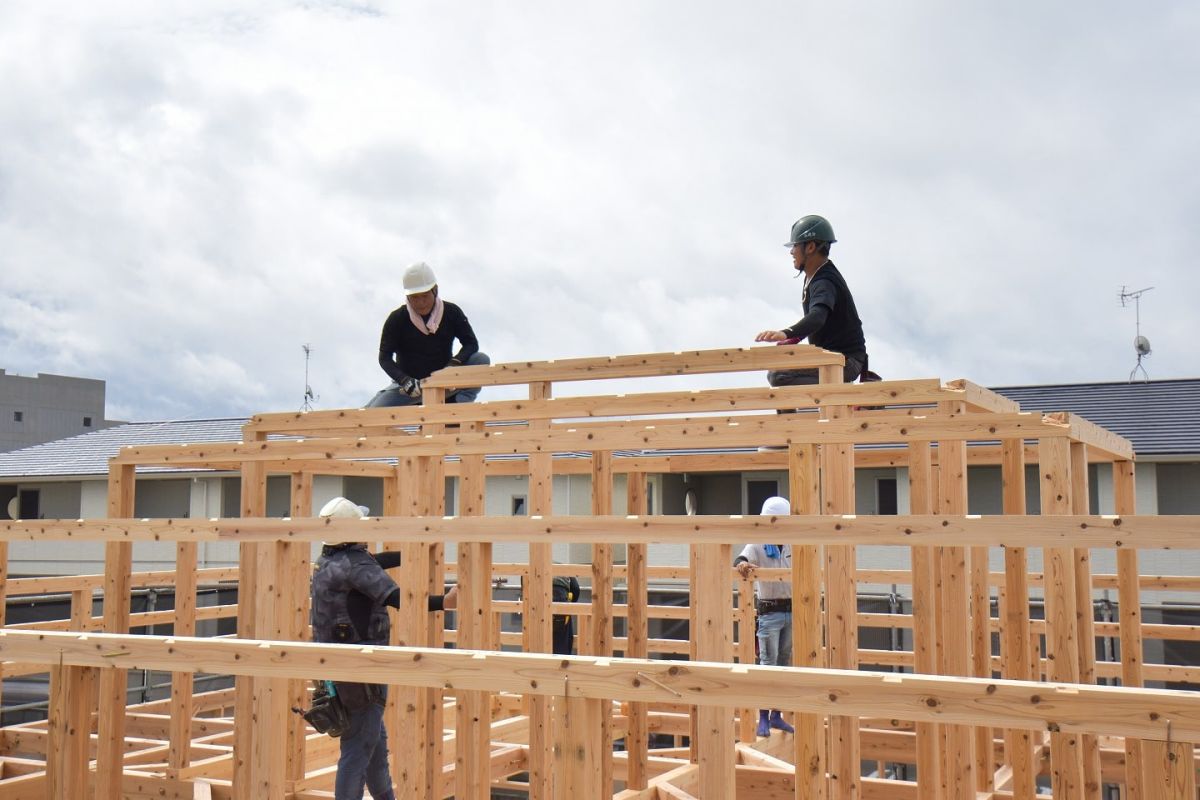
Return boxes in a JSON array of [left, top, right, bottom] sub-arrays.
[[310, 497, 457, 799], [551, 575, 582, 655], [734, 496, 796, 737], [367, 261, 489, 407], [754, 215, 872, 386]]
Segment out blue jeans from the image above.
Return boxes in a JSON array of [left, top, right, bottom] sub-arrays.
[[335, 697, 395, 800], [366, 351, 490, 407], [756, 610, 792, 667]]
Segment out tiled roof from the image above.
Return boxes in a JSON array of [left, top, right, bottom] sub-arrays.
[[0, 418, 250, 478], [993, 378, 1200, 457], [2, 378, 1197, 479]]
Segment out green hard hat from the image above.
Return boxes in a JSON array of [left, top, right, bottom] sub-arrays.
[[784, 215, 836, 247]]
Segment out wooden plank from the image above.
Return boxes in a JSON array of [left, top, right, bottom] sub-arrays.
[[693, 540, 735, 798], [625, 471, 650, 792], [95, 461, 135, 800], [46, 663, 96, 800], [526, 380, 555, 800], [0, 539, 7, 712], [908, 441, 940, 800], [1039, 437, 1084, 797], [284, 472, 313, 787], [26, 511, 1192, 553], [1070, 442, 1102, 800], [111, 411, 1073, 467], [9, 628, 1200, 742], [790, 442, 827, 800], [1114, 460, 1145, 800], [999, 440, 1034, 800], [232, 435, 266, 800], [393, 457, 429, 800], [248, 462, 286, 800], [168, 539, 198, 774], [420, 344, 845, 387], [819, 364, 857, 800], [455, 423, 492, 800], [246, 380, 946, 434], [591, 450, 615, 793], [937, 412, 976, 800], [1141, 739, 1196, 800]]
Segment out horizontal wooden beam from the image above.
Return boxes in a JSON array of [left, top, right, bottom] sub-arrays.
[[247, 380, 947, 435], [113, 412, 1081, 466], [3, 514, 1193, 548], [2, 629, 1198, 743], [419, 344, 845, 388]]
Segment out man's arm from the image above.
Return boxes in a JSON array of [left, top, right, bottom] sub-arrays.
[[377, 311, 412, 385], [449, 306, 480, 364]]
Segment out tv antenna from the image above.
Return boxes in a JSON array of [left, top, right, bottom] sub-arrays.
[[301, 344, 318, 411], [1118, 286, 1154, 382]]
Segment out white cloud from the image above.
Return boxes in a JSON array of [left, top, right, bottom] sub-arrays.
[[1, 2, 1198, 421]]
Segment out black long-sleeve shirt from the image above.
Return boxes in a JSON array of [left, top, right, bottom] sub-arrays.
[[783, 261, 866, 359], [377, 301, 480, 383]]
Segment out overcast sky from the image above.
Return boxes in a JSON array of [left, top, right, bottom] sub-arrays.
[[2, 2, 1197, 422]]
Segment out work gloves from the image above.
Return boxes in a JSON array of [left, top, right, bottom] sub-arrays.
[[399, 376, 422, 398]]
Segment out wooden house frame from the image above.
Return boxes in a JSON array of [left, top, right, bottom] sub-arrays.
[[0, 344, 1198, 799]]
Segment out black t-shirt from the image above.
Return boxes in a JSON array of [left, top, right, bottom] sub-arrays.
[[785, 261, 866, 358], [377, 301, 480, 383]]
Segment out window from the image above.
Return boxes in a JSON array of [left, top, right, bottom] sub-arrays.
[[83, 416, 92, 427], [876, 477, 898, 515], [511, 496, 527, 516], [12, 411, 22, 422]]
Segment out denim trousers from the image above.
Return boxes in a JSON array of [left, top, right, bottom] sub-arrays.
[[366, 351, 491, 407], [756, 610, 793, 668], [335, 699, 395, 800]]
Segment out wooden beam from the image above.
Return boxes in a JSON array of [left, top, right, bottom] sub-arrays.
[[526, 380, 555, 800], [47, 663, 97, 800], [790, 442, 827, 800], [625, 471, 651, 792], [95, 461, 135, 800], [908, 441, 940, 800], [6, 629, 1200, 742], [1114, 460, 1145, 800], [999, 439, 1034, 800]]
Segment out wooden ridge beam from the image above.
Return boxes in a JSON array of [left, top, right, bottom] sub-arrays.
[[5, 629, 1200, 743], [419, 344, 845, 388]]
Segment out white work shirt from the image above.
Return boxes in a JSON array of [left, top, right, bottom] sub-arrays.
[[735, 543, 792, 600]]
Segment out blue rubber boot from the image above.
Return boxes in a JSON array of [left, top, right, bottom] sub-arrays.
[[756, 709, 770, 737], [769, 710, 795, 734]]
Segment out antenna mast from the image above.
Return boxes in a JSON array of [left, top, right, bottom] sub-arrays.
[[1118, 286, 1154, 382], [301, 344, 318, 411]]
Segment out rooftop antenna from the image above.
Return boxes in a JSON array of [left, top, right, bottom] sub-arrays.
[[301, 344, 318, 411], [1118, 286, 1154, 383]]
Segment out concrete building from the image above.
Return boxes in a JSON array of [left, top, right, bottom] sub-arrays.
[[0, 369, 119, 454]]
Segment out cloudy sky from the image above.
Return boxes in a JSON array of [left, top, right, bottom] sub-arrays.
[[2, 2, 1197, 421]]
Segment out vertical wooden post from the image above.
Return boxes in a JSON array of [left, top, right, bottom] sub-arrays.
[[168, 537, 198, 775], [1039, 437, 1085, 796], [0, 540, 7, 714], [1070, 442, 1102, 799], [625, 471, 650, 791], [95, 461, 134, 799], [791, 442, 827, 800], [936, 410, 976, 799], [1114, 460, 1144, 799], [1142, 739, 1196, 800], [553, 452, 610, 800], [526, 381, 556, 800], [908, 441, 941, 800], [249, 458, 287, 800], [47, 663, 97, 800], [232, 430, 267, 799], [456, 422, 492, 800], [394, 456, 427, 800], [694, 537, 735, 798], [819, 363, 858, 800], [284, 472, 313, 787], [999, 439, 1034, 800]]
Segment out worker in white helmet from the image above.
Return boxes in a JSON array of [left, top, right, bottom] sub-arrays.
[[734, 496, 796, 737], [366, 262, 490, 407]]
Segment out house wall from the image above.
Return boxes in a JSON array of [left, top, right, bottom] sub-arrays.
[[0, 371, 113, 453]]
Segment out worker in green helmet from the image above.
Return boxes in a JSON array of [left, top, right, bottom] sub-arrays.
[[755, 215, 875, 386]]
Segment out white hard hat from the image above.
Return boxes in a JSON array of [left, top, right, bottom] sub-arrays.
[[402, 262, 438, 295], [319, 496, 367, 519], [760, 496, 791, 516]]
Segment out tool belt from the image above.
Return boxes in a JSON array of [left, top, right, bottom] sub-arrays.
[[756, 598, 792, 614]]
